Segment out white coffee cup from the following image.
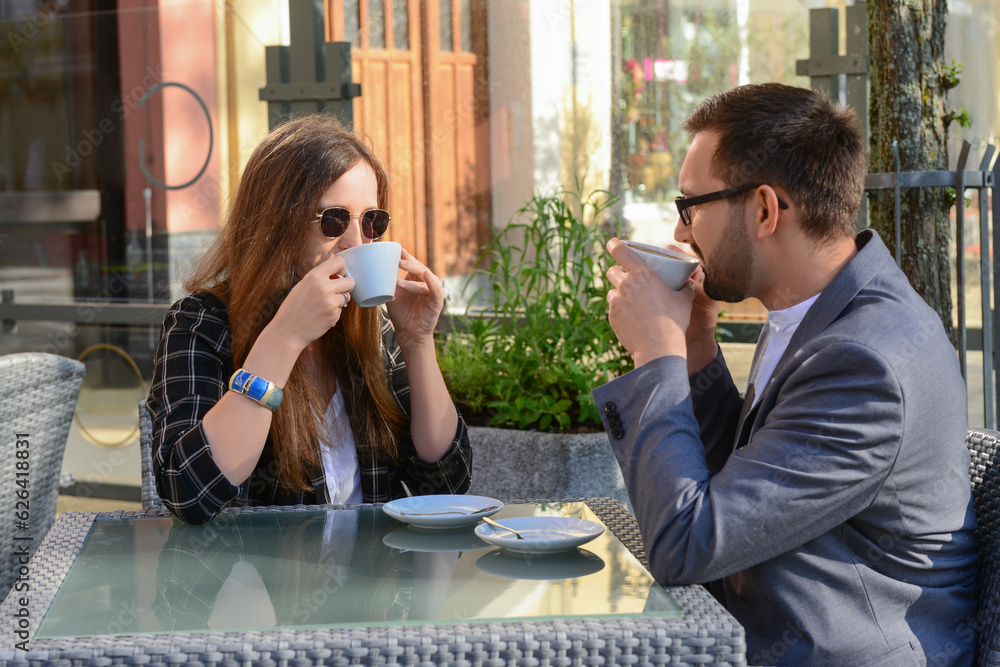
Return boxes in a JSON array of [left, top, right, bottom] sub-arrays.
[[620, 240, 699, 290], [337, 241, 403, 307]]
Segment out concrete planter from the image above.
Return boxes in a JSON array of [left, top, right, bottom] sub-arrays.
[[466, 426, 630, 510]]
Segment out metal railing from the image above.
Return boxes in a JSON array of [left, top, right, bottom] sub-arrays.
[[0, 290, 170, 333], [796, 2, 999, 427], [862, 141, 998, 428]]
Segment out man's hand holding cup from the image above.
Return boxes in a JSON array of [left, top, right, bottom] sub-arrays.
[[606, 239, 699, 368]]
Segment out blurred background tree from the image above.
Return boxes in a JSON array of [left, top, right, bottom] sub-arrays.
[[868, 0, 967, 342]]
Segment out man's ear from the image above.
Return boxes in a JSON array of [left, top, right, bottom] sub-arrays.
[[753, 185, 784, 240]]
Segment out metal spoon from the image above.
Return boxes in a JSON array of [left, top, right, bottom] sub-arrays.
[[482, 516, 524, 540], [400, 504, 502, 516]]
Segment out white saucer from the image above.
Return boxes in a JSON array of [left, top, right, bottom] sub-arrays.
[[382, 495, 503, 530], [474, 517, 605, 554], [475, 548, 605, 580], [382, 525, 492, 552]]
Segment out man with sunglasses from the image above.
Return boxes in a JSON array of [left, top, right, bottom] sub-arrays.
[[594, 83, 977, 665]]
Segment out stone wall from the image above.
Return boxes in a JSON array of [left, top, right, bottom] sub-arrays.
[[466, 427, 630, 511]]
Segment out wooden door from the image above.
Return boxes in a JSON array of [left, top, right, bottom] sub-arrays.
[[329, 0, 426, 261], [421, 0, 490, 277], [328, 0, 490, 278]]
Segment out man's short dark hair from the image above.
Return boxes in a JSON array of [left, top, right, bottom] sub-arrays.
[[682, 83, 867, 241]]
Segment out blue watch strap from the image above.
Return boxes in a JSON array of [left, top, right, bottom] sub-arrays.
[[229, 369, 283, 410], [246, 376, 269, 401]]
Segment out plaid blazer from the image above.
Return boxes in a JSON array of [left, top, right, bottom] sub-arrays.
[[147, 292, 472, 524]]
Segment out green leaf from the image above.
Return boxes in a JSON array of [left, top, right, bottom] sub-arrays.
[[551, 399, 573, 412]]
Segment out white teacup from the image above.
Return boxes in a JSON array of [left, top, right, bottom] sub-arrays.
[[620, 240, 699, 290], [337, 241, 403, 307]]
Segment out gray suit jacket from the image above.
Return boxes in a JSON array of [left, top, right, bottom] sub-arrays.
[[593, 230, 978, 666]]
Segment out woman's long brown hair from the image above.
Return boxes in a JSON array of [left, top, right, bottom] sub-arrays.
[[185, 114, 408, 492]]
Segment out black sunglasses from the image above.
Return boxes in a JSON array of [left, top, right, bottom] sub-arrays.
[[674, 184, 788, 226], [315, 207, 391, 239]]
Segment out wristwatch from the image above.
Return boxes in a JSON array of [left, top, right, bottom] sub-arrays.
[[228, 368, 284, 411]]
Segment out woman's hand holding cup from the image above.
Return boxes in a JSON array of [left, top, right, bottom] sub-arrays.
[[271, 253, 355, 352], [386, 248, 445, 351]]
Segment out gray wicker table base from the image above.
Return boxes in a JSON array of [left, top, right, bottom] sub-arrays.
[[0, 499, 747, 666]]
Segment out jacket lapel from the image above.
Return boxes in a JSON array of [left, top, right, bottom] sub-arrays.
[[734, 391, 761, 449], [732, 230, 893, 449]]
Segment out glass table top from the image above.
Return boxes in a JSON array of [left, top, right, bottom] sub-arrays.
[[36, 502, 680, 638]]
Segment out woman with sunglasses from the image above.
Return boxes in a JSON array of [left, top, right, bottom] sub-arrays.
[[146, 115, 472, 524]]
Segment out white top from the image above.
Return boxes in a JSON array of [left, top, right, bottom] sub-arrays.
[[320, 508, 358, 588], [320, 387, 363, 504], [750, 293, 821, 409]]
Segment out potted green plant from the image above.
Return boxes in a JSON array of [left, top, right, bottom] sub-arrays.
[[437, 189, 633, 504]]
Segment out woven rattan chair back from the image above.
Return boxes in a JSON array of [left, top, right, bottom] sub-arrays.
[[138, 399, 166, 511], [967, 427, 1000, 667], [0, 352, 85, 597]]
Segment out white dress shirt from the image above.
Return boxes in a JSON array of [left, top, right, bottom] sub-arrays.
[[750, 293, 820, 408]]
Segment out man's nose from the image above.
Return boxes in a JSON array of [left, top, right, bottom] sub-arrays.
[[673, 217, 691, 244]]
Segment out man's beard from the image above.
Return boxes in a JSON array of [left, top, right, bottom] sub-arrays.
[[693, 203, 753, 303]]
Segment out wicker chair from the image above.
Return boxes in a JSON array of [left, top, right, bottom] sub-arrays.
[[138, 399, 166, 511], [967, 427, 1000, 667], [0, 353, 85, 598]]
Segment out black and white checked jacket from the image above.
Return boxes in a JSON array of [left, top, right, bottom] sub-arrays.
[[147, 292, 472, 524]]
